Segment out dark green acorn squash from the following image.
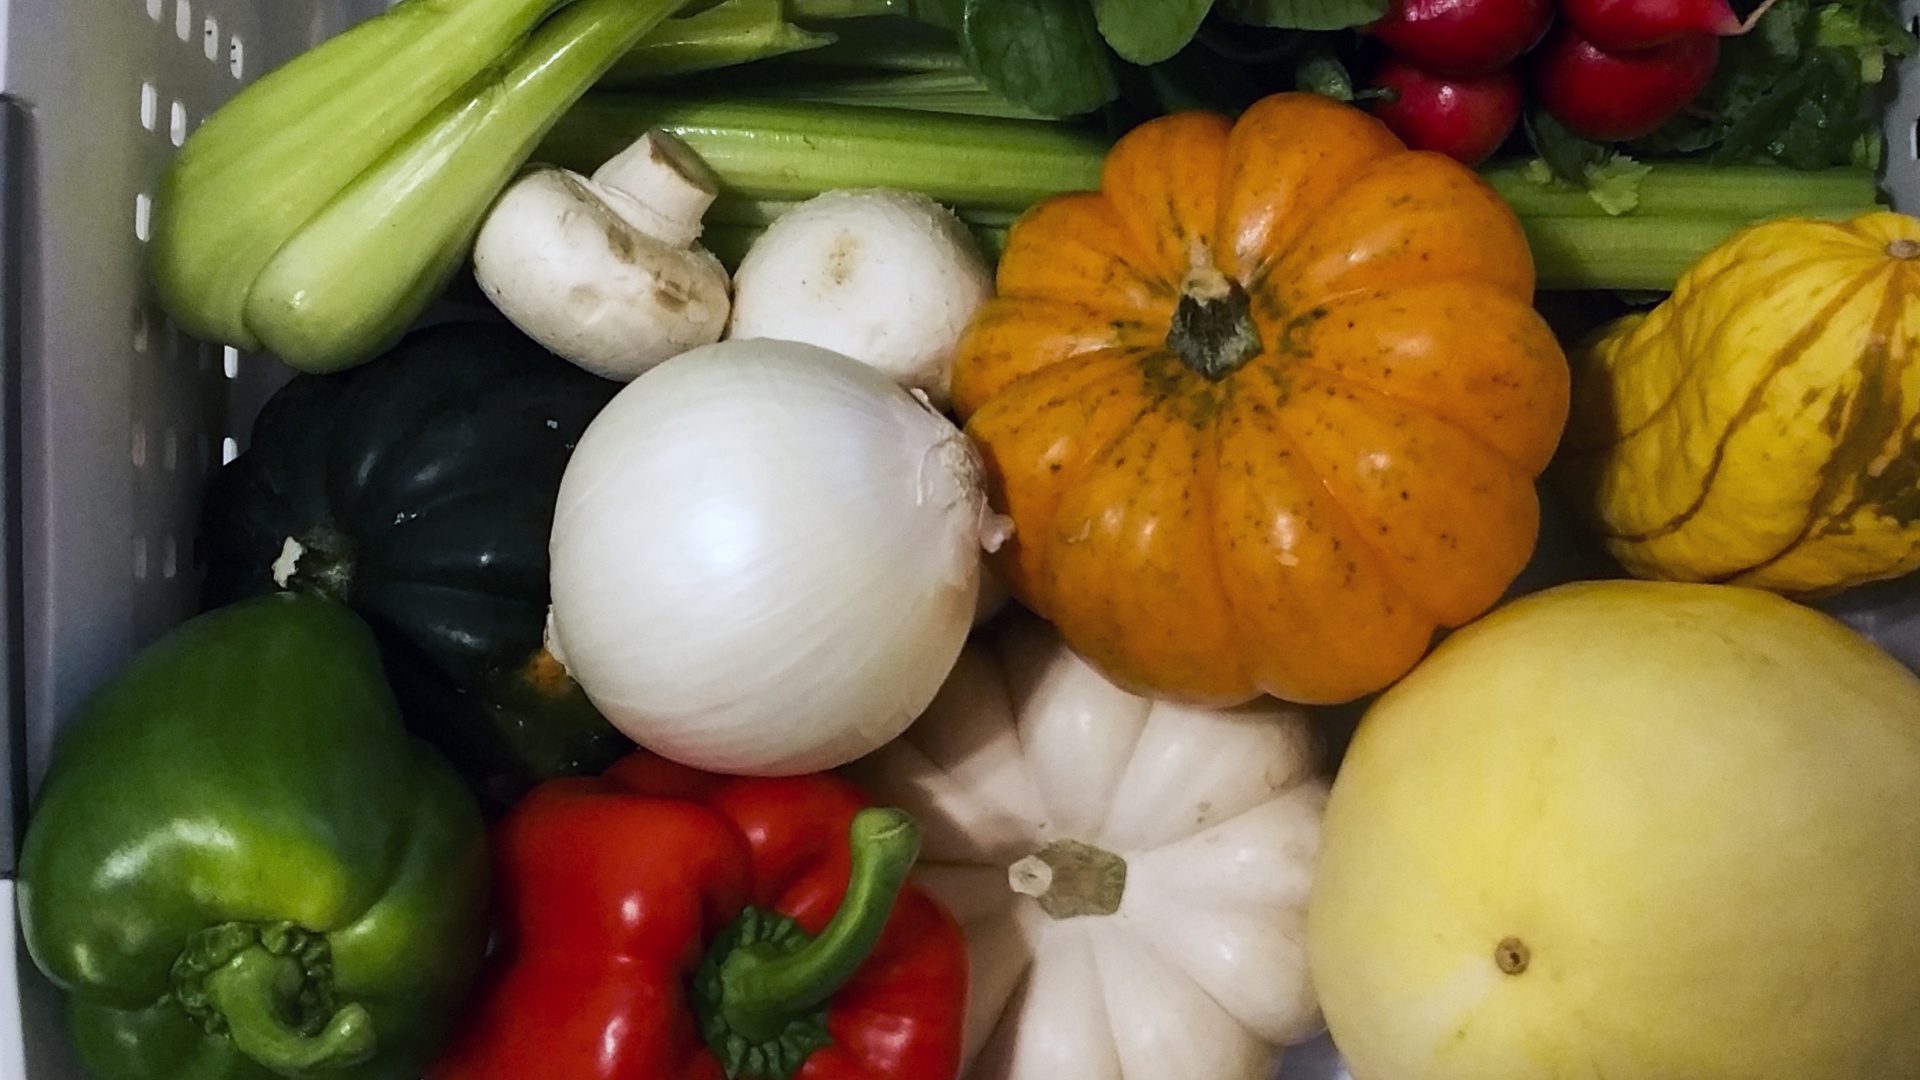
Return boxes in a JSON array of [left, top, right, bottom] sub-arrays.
[[198, 320, 630, 811]]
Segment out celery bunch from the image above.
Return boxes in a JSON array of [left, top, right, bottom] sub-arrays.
[[540, 94, 1884, 291], [151, 0, 695, 373]]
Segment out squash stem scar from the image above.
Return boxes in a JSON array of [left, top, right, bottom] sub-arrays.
[[1495, 936, 1531, 975]]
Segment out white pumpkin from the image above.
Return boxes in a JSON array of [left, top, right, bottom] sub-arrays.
[[847, 615, 1328, 1080]]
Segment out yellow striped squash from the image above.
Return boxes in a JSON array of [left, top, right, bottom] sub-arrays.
[[1561, 210, 1920, 597]]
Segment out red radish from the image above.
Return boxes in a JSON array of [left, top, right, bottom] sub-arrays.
[[1560, 0, 1768, 51], [1533, 25, 1719, 142], [1369, 59, 1525, 166], [1368, 0, 1556, 76]]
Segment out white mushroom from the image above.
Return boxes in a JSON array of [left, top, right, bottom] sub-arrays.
[[472, 129, 731, 381], [724, 189, 993, 408]]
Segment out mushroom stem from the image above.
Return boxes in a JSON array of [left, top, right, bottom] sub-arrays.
[[592, 130, 720, 250]]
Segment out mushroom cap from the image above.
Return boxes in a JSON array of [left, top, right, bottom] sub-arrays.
[[472, 166, 730, 381], [726, 189, 993, 407]]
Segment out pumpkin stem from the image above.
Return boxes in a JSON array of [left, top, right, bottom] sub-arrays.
[[1168, 267, 1262, 381], [1008, 839, 1127, 919]]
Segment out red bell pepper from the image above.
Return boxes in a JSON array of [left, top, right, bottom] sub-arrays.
[[427, 752, 969, 1080]]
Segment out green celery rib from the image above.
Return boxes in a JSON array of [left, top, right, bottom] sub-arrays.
[[603, 0, 835, 86], [151, 0, 570, 349], [539, 96, 1107, 209], [600, 0, 955, 87], [779, 32, 968, 73], [544, 95, 1885, 291], [1482, 162, 1883, 221], [242, 0, 693, 371], [743, 71, 1050, 119], [1521, 209, 1867, 291]]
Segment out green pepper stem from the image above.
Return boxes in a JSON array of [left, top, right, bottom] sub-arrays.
[[717, 808, 921, 1044], [200, 947, 377, 1075]]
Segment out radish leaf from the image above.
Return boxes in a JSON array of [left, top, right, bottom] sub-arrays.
[[959, 0, 1117, 117], [1091, 0, 1212, 65]]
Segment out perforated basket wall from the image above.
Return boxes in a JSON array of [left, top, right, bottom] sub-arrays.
[[0, 1, 385, 1075]]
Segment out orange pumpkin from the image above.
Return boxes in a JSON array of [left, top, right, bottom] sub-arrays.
[[950, 92, 1571, 707]]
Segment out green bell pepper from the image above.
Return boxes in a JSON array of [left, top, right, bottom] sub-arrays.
[[16, 593, 491, 1080]]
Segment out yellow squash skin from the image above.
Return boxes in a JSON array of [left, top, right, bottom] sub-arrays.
[[1307, 579, 1920, 1080], [1561, 211, 1920, 595]]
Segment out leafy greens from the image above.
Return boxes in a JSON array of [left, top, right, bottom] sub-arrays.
[[1528, 0, 1913, 208]]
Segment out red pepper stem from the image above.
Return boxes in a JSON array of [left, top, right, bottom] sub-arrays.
[[200, 945, 377, 1072], [717, 808, 921, 1044]]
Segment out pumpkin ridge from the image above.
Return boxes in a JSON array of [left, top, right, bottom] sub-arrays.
[[953, 299, 1171, 416], [1278, 279, 1569, 472], [1251, 343, 1545, 480], [1181, 412, 1254, 696], [1038, 393, 1251, 702], [971, 355, 1164, 616], [1089, 197, 1188, 299], [1215, 93, 1406, 284], [1598, 262, 1889, 545], [996, 191, 1175, 310], [1714, 263, 1920, 587], [1260, 154, 1533, 304], [1204, 413, 1291, 696], [1235, 372, 1450, 630], [1096, 111, 1234, 288], [1213, 378, 1443, 699]]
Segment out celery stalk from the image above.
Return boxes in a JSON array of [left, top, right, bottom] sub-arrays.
[[1520, 210, 1866, 291], [151, 0, 571, 350], [601, 0, 958, 86], [545, 95, 1886, 291], [540, 96, 1107, 209], [740, 71, 1050, 118], [602, 0, 836, 86], [241, 0, 694, 372], [778, 31, 968, 73], [1481, 162, 1883, 220]]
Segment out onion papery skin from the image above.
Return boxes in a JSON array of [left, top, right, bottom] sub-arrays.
[[548, 338, 988, 775]]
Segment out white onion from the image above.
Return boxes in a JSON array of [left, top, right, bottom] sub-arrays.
[[547, 338, 1002, 775]]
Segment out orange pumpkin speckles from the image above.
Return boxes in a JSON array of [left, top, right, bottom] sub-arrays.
[[951, 92, 1571, 706]]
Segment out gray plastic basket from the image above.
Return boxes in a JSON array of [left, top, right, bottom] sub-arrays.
[[0, 2, 387, 1075], [3, 2, 1919, 1078]]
